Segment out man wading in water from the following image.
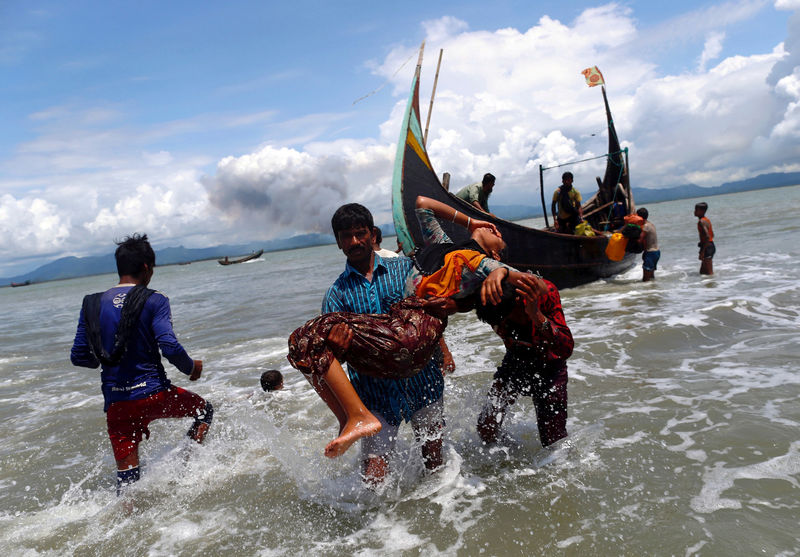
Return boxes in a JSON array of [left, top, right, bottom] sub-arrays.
[[71, 234, 213, 495]]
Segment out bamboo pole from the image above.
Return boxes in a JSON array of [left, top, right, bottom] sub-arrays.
[[423, 49, 443, 147], [582, 200, 615, 219], [539, 165, 549, 228]]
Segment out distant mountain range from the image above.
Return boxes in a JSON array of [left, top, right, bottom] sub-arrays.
[[2, 233, 334, 286], [4, 171, 798, 286], [634, 171, 800, 204]]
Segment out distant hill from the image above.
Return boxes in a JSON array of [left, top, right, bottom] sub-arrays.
[[635, 171, 800, 204], [1, 233, 336, 286], [4, 171, 798, 286], [492, 204, 541, 221]]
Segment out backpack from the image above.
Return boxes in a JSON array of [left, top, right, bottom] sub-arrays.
[[82, 285, 156, 366], [558, 187, 579, 216]]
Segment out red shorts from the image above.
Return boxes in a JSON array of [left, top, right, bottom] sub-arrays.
[[106, 386, 207, 462]]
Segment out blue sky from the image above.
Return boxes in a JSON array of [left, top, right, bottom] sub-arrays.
[[1, 0, 799, 277]]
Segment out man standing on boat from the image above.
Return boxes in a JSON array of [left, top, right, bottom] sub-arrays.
[[455, 173, 495, 214], [551, 172, 583, 234]]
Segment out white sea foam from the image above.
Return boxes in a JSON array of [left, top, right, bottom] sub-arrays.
[[691, 441, 800, 514]]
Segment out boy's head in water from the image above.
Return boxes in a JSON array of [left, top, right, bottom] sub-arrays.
[[260, 370, 284, 392]]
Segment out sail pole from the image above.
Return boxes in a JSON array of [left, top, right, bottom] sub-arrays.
[[539, 164, 549, 228], [624, 147, 632, 212], [423, 48, 443, 147]]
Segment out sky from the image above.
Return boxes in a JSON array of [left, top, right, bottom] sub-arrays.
[[1, 0, 799, 277]]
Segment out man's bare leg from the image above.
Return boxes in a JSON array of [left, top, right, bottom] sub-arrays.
[[321, 358, 382, 458], [414, 420, 443, 471], [363, 455, 389, 488], [421, 438, 443, 470], [189, 422, 209, 443]]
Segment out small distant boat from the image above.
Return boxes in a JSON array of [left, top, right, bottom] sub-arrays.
[[218, 249, 264, 266], [10, 280, 32, 287]]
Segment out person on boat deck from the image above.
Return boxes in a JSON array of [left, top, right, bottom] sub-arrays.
[[551, 172, 583, 234], [476, 273, 573, 449], [372, 227, 399, 258], [70, 234, 213, 496], [287, 198, 533, 484], [637, 207, 660, 282], [695, 202, 715, 275], [455, 172, 495, 214], [610, 191, 628, 230]]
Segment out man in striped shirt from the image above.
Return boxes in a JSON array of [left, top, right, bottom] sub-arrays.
[[323, 203, 446, 485]]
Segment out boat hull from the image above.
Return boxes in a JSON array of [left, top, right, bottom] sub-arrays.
[[218, 249, 264, 265], [396, 141, 635, 289]]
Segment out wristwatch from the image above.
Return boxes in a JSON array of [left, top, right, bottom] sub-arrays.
[[537, 318, 551, 334]]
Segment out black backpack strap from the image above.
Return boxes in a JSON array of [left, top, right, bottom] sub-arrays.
[[559, 187, 579, 216], [81, 292, 107, 364], [82, 286, 156, 366]]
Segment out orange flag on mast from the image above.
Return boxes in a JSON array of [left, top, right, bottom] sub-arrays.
[[582, 66, 605, 87]]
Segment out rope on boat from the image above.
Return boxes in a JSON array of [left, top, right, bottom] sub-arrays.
[[540, 149, 626, 171], [352, 50, 418, 105]]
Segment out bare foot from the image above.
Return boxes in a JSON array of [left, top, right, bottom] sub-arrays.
[[324, 415, 382, 458], [188, 422, 209, 444]]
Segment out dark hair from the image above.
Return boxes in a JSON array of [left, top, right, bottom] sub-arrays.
[[331, 203, 374, 236], [115, 233, 155, 278], [374, 227, 383, 243], [562, 171, 573, 181], [695, 202, 708, 213], [636, 207, 648, 220], [260, 369, 284, 392], [482, 173, 496, 186], [474, 280, 517, 327]]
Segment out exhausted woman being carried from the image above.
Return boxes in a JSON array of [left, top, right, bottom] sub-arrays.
[[287, 196, 535, 457]]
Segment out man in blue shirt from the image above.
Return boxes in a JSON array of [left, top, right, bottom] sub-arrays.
[[71, 234, 213, 494], [323, 203, 446, 485]]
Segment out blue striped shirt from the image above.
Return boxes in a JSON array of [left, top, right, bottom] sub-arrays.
[[322, 254, 444, 426]]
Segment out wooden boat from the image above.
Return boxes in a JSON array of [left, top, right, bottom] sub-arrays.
[[391, 52, 636, 289], [10, 280, 32, 287], [218, 249, 264, 266]]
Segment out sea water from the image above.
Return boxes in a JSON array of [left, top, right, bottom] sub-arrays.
[[1, 186, 799, 556]]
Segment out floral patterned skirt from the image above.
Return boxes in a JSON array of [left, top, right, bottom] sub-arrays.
[[287, 297, 445, 379]]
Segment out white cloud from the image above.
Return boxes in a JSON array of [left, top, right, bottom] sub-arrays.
[[0, 195, 70, 254], [422, 15, 468, 43], [698, 31, 726, 71], [775, 0, 800, 10]]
